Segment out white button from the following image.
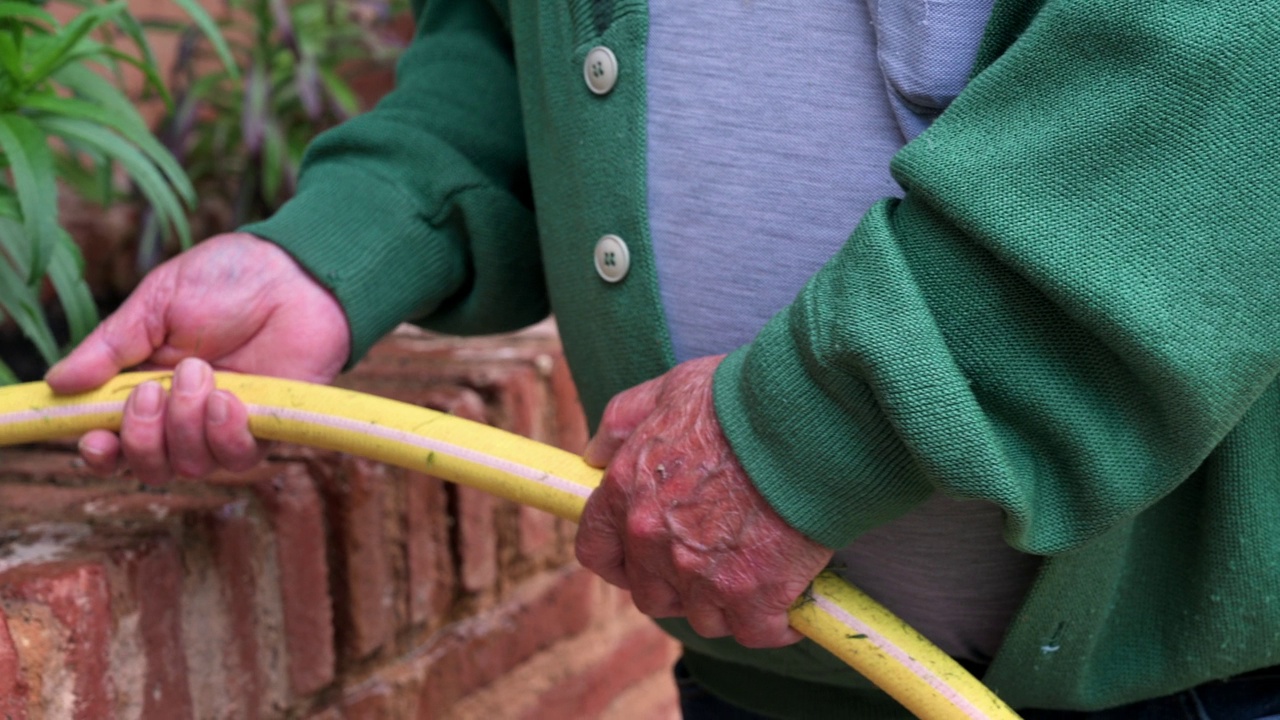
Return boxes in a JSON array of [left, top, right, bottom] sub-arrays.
[[584, 46, 618, 95], [594, 235, 630, 283]]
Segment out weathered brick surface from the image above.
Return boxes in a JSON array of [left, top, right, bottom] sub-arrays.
[[131, 539, 195, 720], [455, 486, 498, 595], [0, 324, 677, 719], [414, 567, 599, 713], [403, 471, 454, 629], [0, 604, 29, 720], [257, 464, 336, 696], [0, 561, 113, 720], [322, 457, 394, 663], [210, 510, 266, 720]]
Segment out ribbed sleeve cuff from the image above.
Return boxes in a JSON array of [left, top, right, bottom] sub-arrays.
[[241, 166, 467, 366], [713, 309, 932, 549]]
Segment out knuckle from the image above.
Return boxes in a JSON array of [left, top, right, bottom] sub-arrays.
[[171, 457, 210, 479], [718, 574, 757, 601], [599, 394, 629, 430], [119, 430, 158, 460], [632, 587, 679, 618], [731, 620, 784, 649], [625, 512, 665, 544], [671, 548, 705, 577]]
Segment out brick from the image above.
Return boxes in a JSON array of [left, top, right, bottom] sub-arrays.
[[517, 506, 558, 563], [257, 465, 335, 696], [520, 624, 677, 720], [340, 681, 394, 720], [548, 354, 589, 455], [436, 596, 678, 720], [82, 490, 236, 524], [339, 669, 423, 720], [0, 604, 28, 720], [455, 486, 497, 594], [599, 669, 681, 720], [488, 365, 550, 443], [0, 561, 112, 720], [128, 539, 194, 720], [0, 484, 112, 525], [404, 472, 454, 628], [414, 568, 598, 712], [0, 449, 95, 481], [0, 482, 236, 528], [320, 457, 393, 663], [210, 510, 264, 720]]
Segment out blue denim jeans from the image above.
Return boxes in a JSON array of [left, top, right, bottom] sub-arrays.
[[675, 660, 1280, 720]]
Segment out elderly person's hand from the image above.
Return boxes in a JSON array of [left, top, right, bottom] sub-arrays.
[[45, 233, 350, 483], [575, 355, 834, 648]]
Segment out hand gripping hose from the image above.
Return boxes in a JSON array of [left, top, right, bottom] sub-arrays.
[[0, 372, 1021, 720]]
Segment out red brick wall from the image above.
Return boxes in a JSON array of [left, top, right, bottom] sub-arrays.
[[0, 323, 680, 719]]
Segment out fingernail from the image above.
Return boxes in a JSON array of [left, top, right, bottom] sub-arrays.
[[45, 359, 66, 381], [134, 382, 163, 418], [78, 435, 108, 459], [207, 391, 228, 425], [174, 359, 207, 394]]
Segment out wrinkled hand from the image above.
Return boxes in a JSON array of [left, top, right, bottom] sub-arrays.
[[44, 233, 350, 483], [575, 355, 833, 648]]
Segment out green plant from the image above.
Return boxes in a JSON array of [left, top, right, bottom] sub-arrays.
[[146, 0, 406, 257], [0, 0, 233, 382]]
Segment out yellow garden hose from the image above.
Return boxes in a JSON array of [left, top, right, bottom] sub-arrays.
[[0, 372, 1020, 720]]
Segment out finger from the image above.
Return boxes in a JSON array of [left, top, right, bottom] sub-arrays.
[[120, 381, 172, 485], [618, 495, 684, 618], [685, 599, 731, 639], [583, 375, 664, 467], [626, 571, 684, 618], [206, 390, 268, 472], [575, 488, 631, 590], [165, 359, 217, 478], [726, 604, 804, 649], [77, 431, 120, 476], [46, 283, 166, 394]]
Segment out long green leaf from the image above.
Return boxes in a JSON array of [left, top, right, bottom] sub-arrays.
[[168, 0, 239, 79], [0, 201, 29, 294], [0, 358, 18, 386], [108, 11, 164, 99], [95, 45, 170, 107], [24, 93, 195, 204], [0, 113, 57, 280], [261, 118, 285, 204], [0, 223, 59, 365], [25, 2, 126, 86], [0, 31, 24, 86], [48, 230, 97, 346], [0, 3, 57, 26], [37, 115, 191, 249], [0, 184, 18, 220], [318, 66, 359, 118]]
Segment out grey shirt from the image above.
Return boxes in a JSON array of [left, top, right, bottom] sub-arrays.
[[646, 0, 1040, 663]]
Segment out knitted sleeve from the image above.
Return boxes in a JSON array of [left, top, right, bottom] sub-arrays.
[[242, 0, 545, 363], [714, 0, 1280, 553]]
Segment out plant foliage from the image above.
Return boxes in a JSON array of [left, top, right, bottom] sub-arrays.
[[0, 0, 232, 381], [145, 0, 406, 262]]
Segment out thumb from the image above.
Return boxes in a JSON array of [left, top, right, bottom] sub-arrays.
[[583, 374, 663, 468], [45, 287, 164, 394]]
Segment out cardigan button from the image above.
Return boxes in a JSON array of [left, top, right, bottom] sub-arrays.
[[584, 46, 618, 95], [593, 235, 630, 283]]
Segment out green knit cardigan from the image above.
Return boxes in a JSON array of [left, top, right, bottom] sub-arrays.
[[246, 0, 1280, 715]]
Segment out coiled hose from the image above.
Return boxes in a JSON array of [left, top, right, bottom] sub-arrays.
[[0, 372, 1020, 720]]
